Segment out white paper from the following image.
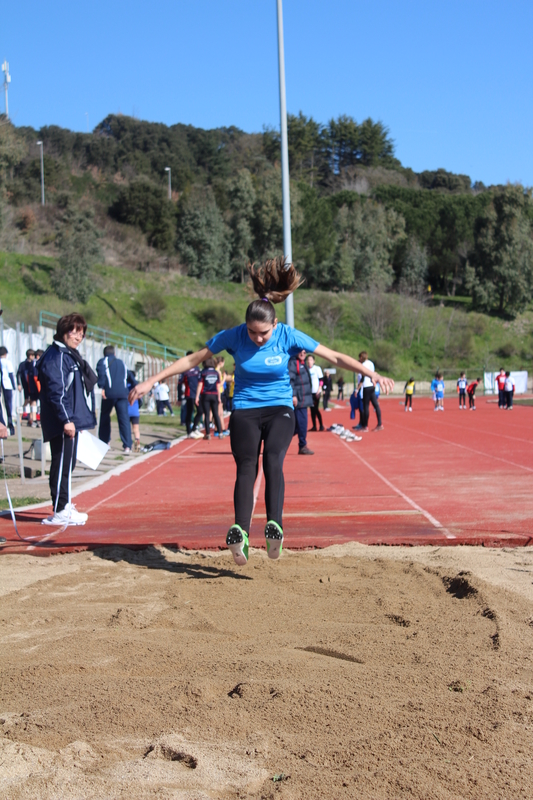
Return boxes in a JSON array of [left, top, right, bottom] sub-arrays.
[[77, 430, 110, 470]]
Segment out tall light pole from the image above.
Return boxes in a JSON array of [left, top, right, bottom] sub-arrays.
[[276, 0, 294, 328], [164, 167, 171, 200], [36, 141, 45, 206], [2, 60, 11, 119]]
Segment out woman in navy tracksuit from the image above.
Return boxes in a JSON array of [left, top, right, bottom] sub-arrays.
[[38, 314, 97, 526]]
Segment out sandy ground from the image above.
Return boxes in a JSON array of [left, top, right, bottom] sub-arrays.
[[1, 543, 533, 799]]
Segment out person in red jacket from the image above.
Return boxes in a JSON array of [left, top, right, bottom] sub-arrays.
[[467, 378, 480, 410], [496, 368, 506, 409]]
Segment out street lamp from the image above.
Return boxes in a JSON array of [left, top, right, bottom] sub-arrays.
[[276, 0, 294, 328], [164, 167, 171, 200], [36, 141, 45, 206]]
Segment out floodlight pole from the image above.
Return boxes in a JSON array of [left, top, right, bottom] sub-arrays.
[[276, 0, 294, 328], [2, 60, 11, 119], [36, 141, 45, 206], [165, 167, 171, 200]]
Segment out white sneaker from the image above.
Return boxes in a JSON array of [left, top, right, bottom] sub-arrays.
[[42, 503, 88, 526], [339, 430, 348, 438], [333, 426, 345, 435], [345, 433, 362, 442], [189, 429, 203, 439]]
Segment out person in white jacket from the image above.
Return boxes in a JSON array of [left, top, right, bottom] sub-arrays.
[[0, 346, 16, 436]]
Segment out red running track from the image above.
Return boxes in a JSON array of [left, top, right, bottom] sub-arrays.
[[1, 397, 532, 555]]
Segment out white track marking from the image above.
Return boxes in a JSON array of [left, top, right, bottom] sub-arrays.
[[428, 415, 533, 446], [390, 423, 533, 474], [86, 440, 200, 512], [339, 439, 456, 539]]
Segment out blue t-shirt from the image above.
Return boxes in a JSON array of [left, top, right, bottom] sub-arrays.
[[206, 322, 319, 409]]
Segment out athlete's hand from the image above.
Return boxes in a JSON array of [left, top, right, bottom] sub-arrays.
[[375, 375, 394, 395], [292, 396, 298, 407], [129, 379, 154, 404]]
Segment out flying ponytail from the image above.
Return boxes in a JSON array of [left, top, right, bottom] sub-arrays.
[[245, 257, 304, 324]]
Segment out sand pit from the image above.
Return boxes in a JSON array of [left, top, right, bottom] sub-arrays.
[[1, 543, 533, 799]]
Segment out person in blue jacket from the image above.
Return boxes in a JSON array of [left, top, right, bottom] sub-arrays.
[[38, 313, 97, 526], [130, 258, 394, 565], [97, 345, 132, 453]]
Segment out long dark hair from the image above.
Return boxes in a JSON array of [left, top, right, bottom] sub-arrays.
[[245, 257, 303, 325]]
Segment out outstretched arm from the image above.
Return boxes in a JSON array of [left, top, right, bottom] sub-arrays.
[[313, 344, 394, 395], [129, 347, 211, 403]]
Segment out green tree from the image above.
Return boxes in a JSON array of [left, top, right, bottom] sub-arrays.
[[332, 200, 405, 291], [52, 209, 102, 303], [399, 238, 429, 297], [468, 186, 533, 317], [110, 179, 175, 250], [227, 168, 256, 279], [177, 187, 231, 281]]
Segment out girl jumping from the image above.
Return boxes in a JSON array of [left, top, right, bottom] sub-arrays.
[[129, 259, 394, 565]]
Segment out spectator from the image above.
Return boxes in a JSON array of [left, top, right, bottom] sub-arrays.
[[457, 372, 467, 409], [504, 371, 515, 409], [97, 345, 133, 453], [0, 346, 16, 436], [496, 368, 506, 409], [126, 370, 141, 452], [306, 354, 325, 431], [226, 365, 235, 412], [337, 375, 345, 400], [38, 313, 97, 526], [404, 377, 415, 411], [17, 349, 38, 428], [154, 378, 174, 416], [356, 351, 383, 432], [182, 351, 203, 438], [322, 369, 333, 411], [216, 356, 226, 423], [430, 371, 445, 411], [195, 358, 225, 439], [467, 377, 480, 410], [289, 348, 314, 454]]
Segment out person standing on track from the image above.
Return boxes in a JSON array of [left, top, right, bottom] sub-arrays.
[[195, 358, 225, 440], [457, 372, 468, 409], [289, 349, 314, 454], [306, 354, 325, 432], [356, 351, 384, 431], [404, 377, 415, 411], [496, 368, 506, 409], [0, 347, 16, 436], [504, 371, 515, 409], [129, 258, 394, 566], [38, 313, 97, 526]]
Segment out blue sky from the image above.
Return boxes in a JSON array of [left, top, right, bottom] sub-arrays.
[[3, 0, 532, 186]]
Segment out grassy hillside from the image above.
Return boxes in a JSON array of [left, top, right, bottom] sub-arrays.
[[1, 251, 532, 381]]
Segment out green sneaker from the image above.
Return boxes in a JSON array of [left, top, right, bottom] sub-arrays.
[[265, 520, 283, 560], [226, 525, 249, 566]]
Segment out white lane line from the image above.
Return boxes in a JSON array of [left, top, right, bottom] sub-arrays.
[[339, 439, 456, 539], [427, 415, 533, 446], [86, 440, 201, 513], [389, 423, 533, 474]]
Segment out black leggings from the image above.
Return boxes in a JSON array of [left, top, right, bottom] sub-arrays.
[[361, 386, 382, 427], [201, 394, 222, 434], [310, 393, 323, 429], [230, 406, 295, 533]]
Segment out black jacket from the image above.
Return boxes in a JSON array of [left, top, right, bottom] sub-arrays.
[[38, 342, 96, 441], [17, 358, 37, 395], [97, 354, 128, 400], [288, 357, 314, 409]]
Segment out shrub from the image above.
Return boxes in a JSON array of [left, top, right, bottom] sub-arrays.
[[497, 341, 517, 359], [135, 289, 167, 321], [196, 304, 241, 337]]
